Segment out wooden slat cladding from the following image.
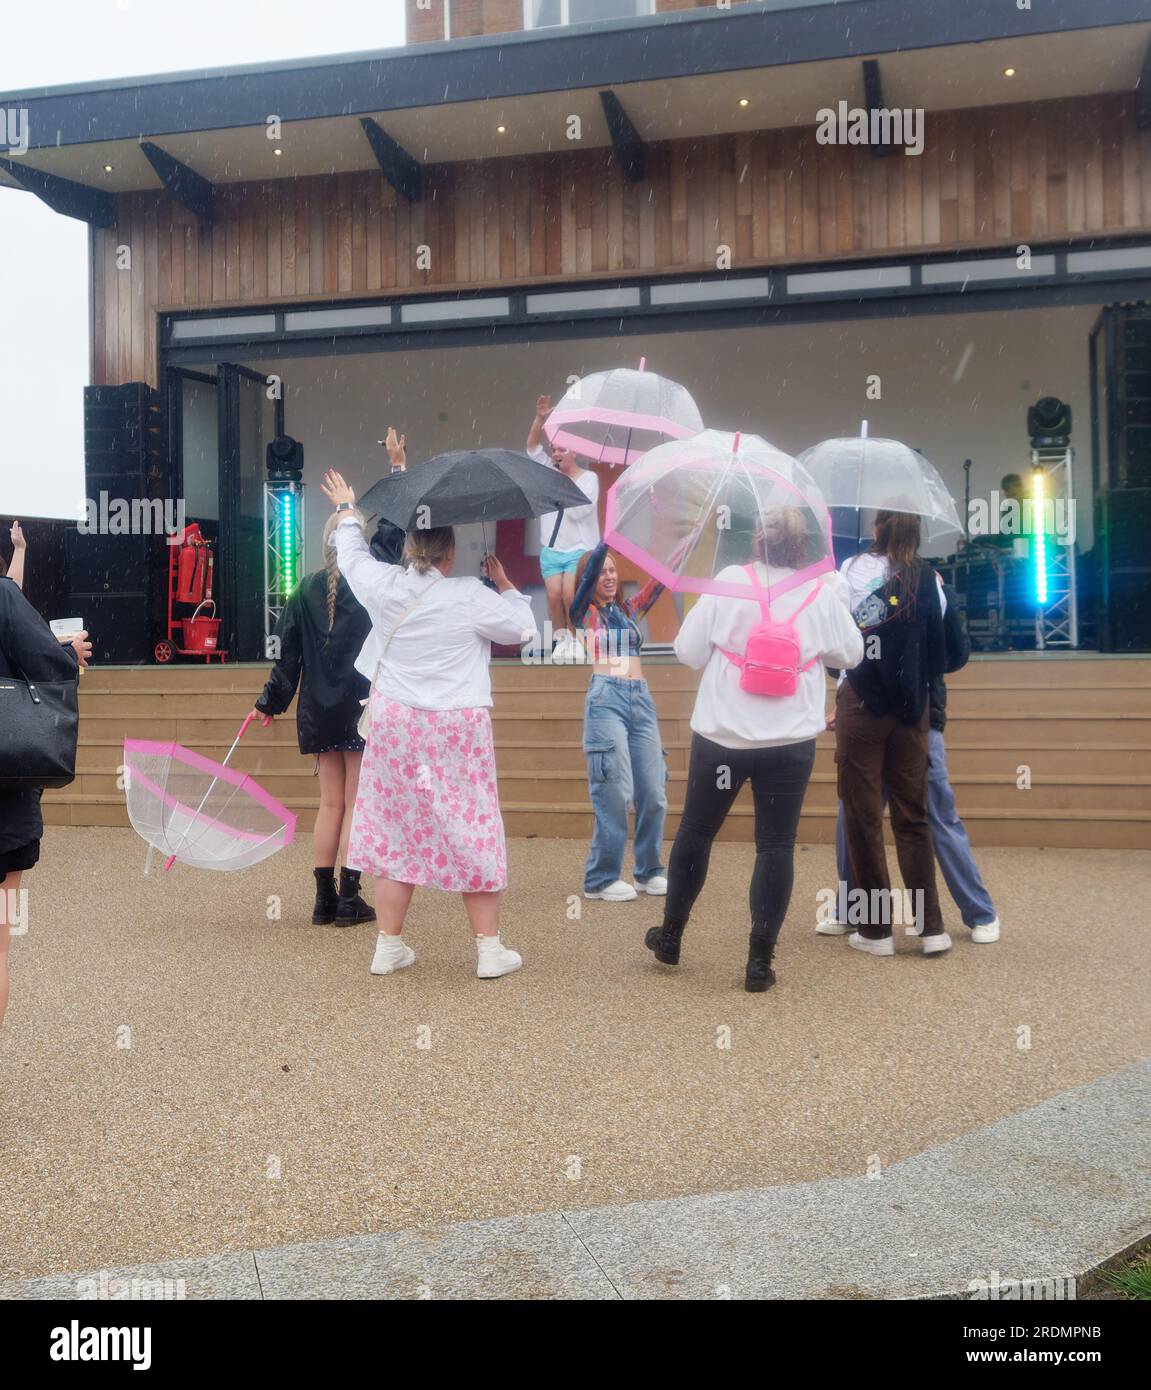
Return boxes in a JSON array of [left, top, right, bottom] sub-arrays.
[[92, 93, 1151, 386]]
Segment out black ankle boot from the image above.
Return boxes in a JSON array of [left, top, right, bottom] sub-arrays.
[[745, 941, 776, 993], [644, 919, 685, 966], [311, 867, 338, 925], [334, 867, 376, 926]]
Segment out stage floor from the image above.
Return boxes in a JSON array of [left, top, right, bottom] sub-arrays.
[[1, 827, 1147, 1281]]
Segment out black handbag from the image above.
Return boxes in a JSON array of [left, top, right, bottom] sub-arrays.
[[0, 660, 80, 790]]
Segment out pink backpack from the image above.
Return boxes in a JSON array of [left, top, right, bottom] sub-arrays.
[[721, 566, 822, 697]]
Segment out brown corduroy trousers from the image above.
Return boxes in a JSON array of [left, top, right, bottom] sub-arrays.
[[834, 681, 944, 938]]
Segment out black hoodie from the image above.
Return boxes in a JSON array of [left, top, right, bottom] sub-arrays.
[[845, 561, 948, 726]]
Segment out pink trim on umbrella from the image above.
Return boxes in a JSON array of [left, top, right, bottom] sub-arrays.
[[544, 407, 700, 466], [124, 739, 298, 843], [603, 483, 835, 603]]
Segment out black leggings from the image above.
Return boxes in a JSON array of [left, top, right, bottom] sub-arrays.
[[664, 734, 816, 948]]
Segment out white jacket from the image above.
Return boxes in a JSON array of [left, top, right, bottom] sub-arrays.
[[674, 564, 864, 749]]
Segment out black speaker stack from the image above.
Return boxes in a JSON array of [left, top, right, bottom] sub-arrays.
[[67, 383, 168, 664], [1091, 305, 1151, 652]]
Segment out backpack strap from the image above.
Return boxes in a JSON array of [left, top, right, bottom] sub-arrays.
[[790, 580, 823, 671], [744, 563, 772, 621]]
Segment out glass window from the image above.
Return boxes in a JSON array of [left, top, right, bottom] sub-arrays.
[[526, 0, 652, 29]]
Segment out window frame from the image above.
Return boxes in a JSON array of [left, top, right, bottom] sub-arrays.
[[522, 0, 656, 32]]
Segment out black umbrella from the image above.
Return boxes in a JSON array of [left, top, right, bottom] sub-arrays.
[[359, 449, 589, 532]]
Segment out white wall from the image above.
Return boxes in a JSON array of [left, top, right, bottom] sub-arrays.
[[239, 300, 1097, 575]]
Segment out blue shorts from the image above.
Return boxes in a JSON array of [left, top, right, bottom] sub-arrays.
[[540, 546, 586, 580]]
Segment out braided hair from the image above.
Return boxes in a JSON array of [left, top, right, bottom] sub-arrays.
[[321, 509, 365, 637]]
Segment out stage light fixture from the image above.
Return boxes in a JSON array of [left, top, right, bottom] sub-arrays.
[[266, 434, 304, 482], [1027, 396, 1072, 450]]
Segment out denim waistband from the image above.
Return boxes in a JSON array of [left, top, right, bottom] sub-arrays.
[[588, 674, 649, 691]]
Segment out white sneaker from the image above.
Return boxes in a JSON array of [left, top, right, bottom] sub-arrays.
[[550, 631, 578, 664], [370, 934, 416, 975], [584, 880, 638, 902], [476, 935, 523, 979], [848, 931, 894, 957], [971, 917, 1000, 944], [922, 931, 953, 955], [638, 875, 667, 896], [816, 918, 851, 936]]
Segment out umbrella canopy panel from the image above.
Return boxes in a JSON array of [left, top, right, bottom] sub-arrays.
[[798, 435, 963, 546], [359, 449, 590, 531], [544, 366, 703, 467], [606, 431, 835, 603], [124, 739, 296, 872]]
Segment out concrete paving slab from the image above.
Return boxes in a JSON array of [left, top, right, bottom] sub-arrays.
[[253, 1213, 618, 1300], [563, 1061, 1151, 1300], [0, 1251, 260, 1301]]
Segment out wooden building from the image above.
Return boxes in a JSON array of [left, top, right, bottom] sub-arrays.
[[1, 0, 1149, 847]]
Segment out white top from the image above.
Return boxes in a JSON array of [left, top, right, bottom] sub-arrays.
[[839, 551, 947, 625], [334, 517, 537, 711], [528, 444, 601, 553], [674, 564, 865, 750]]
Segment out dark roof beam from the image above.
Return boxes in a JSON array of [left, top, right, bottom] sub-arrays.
[[599, 90, 645, 183], [139, 140, 216, 221], [862, 59, 898, 159], [359, 117, 422, 203], [0, 157, 117, 225], [1138, 34, 1151, 128]]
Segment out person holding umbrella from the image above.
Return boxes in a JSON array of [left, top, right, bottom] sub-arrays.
[[645, 507, 863, 991], [834, 509, 951, 957], [319, 468, 536, 980]]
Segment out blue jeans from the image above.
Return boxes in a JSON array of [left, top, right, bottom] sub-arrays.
[[835, 727, 997, 927], [583, 675, 668, 891]]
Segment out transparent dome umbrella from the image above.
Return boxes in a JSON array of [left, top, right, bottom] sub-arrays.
[[798, 430, 963, 548], [604, 430, 835, 602], [543, 357, 704, 467], [123, 714, 296, 872]]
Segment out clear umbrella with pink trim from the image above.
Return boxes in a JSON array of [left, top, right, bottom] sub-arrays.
[[604, 430, 835, 602], [123, 713, 296, 872], [543, 358, 703, 467]]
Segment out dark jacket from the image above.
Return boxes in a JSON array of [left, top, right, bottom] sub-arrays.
[[846, 562, 947, 726], [0, 577, 80, 852], [371, 519, 405, 566], [255, 570, 371, 754], [931, 581, 971, 732]]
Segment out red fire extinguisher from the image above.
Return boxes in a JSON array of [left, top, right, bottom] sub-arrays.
[[175, 524, 208, 605]]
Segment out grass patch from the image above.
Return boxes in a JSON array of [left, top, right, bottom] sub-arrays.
[[1102, 1251, 1151, 1300]]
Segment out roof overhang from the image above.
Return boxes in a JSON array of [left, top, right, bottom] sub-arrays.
[[0, 0, 1148, 199]]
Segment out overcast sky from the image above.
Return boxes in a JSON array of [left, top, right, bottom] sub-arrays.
[[0, 0, 407, 520]]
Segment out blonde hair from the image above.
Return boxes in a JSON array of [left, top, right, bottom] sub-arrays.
[[758, 506, 808, 570], [321, 510, 365, 633], [403, 525, 455, 575]]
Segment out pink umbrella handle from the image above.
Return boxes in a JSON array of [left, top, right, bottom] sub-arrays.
[[163, 854, 177, 872]]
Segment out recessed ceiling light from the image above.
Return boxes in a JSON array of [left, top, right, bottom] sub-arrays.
[[738, 98, 750, 108], [1003, 66, 1017, 77], [273, 147, 283, 156], [104, 164, 113, 172], [496, 124, 507, 134]]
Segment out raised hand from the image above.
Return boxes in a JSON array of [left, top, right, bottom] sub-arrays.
[[321, 470, 357, 508], [10, 520, 25, 551], [535, 395, 552, 421], [385, 426, 407, 471]]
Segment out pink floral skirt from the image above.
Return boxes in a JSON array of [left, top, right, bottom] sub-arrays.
[[347, 697, 507, 893]]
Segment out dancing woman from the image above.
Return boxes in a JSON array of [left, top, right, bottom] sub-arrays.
[[569, 544, 668, 902]]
